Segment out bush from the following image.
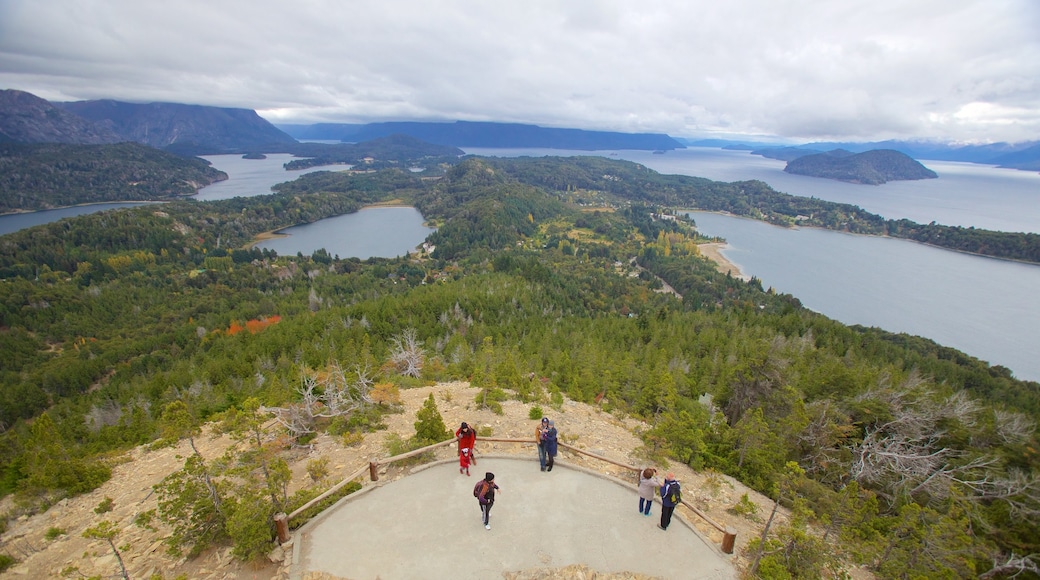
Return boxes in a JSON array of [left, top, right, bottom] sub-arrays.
[[94, 496, 115, 514], [0, 555, 17, 573], [729, 493, 760, 521], [45, 527, 65, 540], [528, 405, 544, 420]]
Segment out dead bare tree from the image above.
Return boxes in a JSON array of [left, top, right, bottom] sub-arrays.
[[388, 328, 425, 378], [993, 409, 1035, 446], [261, 361, 374, 440], [979, 553, 1040, 579]]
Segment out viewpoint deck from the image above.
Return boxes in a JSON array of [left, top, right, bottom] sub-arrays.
[[292, 457, 736, 579]]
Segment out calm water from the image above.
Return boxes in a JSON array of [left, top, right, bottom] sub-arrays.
[[464, 147, 1040, 234], [254, 206, 435, 260], [687, 211, 1040, 382], [195, 154, 350, 201], [0, 202, 154, 236]]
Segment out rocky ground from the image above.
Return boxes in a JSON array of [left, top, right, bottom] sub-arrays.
[[1, 382, 783, 580]]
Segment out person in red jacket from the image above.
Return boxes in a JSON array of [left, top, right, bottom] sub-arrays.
[[455, 422, 477, 467], [459, 446, 472, 476]]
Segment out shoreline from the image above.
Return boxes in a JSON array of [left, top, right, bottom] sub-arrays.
[[698, 242, 750, 280]]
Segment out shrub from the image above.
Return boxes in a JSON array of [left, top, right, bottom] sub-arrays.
[[528, 406, 544, 420], [45, 527, 66, 540], [0, 554, 16, 573], [306, 457, 330, 482], [729, 493, 760, 521], [94, 496, 115, 514]]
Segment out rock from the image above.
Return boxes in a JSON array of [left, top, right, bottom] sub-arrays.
[[268, 544, 286, 563]]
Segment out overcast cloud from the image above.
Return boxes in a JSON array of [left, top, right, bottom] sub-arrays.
[[1, 0, 1038, 143]]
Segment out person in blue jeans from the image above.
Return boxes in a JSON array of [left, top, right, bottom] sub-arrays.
[[638, 467, 660, 516], [536, 417, 549, 470], [543, 419, 558, 471]]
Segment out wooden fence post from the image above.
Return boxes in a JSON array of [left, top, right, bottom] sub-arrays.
[[274, 513, 290, 544], [369, 460, 379, 481], [721, 526, 737, 554]]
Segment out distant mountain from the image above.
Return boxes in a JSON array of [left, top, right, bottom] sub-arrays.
[[60, 99, 298, 154], [0, 89, 122, 145], [989, 144, 1040, 171], [279, 120, 684, 151], [784, 149, 938, 184], [750, 146, 825, 162]]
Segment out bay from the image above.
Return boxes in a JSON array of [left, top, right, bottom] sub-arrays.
[[194, 154, 350, 201], [687, 211, 1040, 382], [254, 206, 435, 260]]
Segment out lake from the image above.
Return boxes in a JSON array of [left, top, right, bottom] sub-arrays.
[[253, 206, 435, 260], [687, 211, 1040, 382]]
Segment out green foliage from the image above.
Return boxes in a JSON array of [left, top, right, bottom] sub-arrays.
[[0, 554, 15, 573], [0, 155, 1036, 571], [94, 496, 114, 514], [0, 142, 227, 213], [45, 526, 66, 540], [730, 493, 760, 521], [133, 509, 157, 532], [306, 457, 330, 482], [225, 490, 275, 562], [528, 406, 544, 420], [413, 394, 451, 446]]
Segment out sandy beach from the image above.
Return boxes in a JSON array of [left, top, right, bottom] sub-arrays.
[[699, 242, 750, 280]]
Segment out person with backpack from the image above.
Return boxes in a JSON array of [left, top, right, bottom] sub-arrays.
[[542, 419, 558, 472], [658, 473, 681, 531], [474, 472, 500, 530]]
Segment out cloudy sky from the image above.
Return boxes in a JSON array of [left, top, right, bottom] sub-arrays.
[[1, 0, 1038, 143]]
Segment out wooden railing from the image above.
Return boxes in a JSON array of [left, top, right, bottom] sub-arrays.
[[275, 436, 736, 554]]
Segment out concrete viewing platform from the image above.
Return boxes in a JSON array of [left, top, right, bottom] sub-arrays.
[[291, 456, 737, 579]]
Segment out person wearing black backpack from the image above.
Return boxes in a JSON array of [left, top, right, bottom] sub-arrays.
[[658, 473, 681, 531], [474, 472, 500, 530]]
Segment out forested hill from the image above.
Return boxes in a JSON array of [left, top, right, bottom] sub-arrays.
[[0, 156, 1038, 577], [0, 142, 227, 213], [477, 155, 1040, 263], [783, 149, 939, 184]]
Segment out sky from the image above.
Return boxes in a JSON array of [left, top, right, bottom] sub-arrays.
[[1, 0, 1038, 144]]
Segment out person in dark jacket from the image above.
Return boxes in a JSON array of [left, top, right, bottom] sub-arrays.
[[658, 473, 680, 530], [542, 420, 558, 471], [535, 417, 549, 470], [475, 472, 500, 530]]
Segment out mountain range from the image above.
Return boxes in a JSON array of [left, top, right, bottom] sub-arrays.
[[279, 120, 685, 151]]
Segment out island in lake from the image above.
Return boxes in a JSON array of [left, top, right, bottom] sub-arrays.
[[783, 149, 938, 184]]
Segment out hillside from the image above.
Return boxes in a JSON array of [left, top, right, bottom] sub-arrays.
[[784, 149, 938, 184], [0, 90, 121, 145], [0, 142, 227, 213], [279, 120, 685, 151], [0, 382, 778, 579], [60, 99, 298, 155], [0, 157, 1037, 579]]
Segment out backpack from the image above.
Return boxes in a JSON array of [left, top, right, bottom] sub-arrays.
[[664, 481, 682, 505], [473, 480, 488, 498]]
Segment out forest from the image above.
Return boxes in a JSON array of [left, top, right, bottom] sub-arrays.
[[0, 156, 1038, 578], [0, 142, 227, 213]]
